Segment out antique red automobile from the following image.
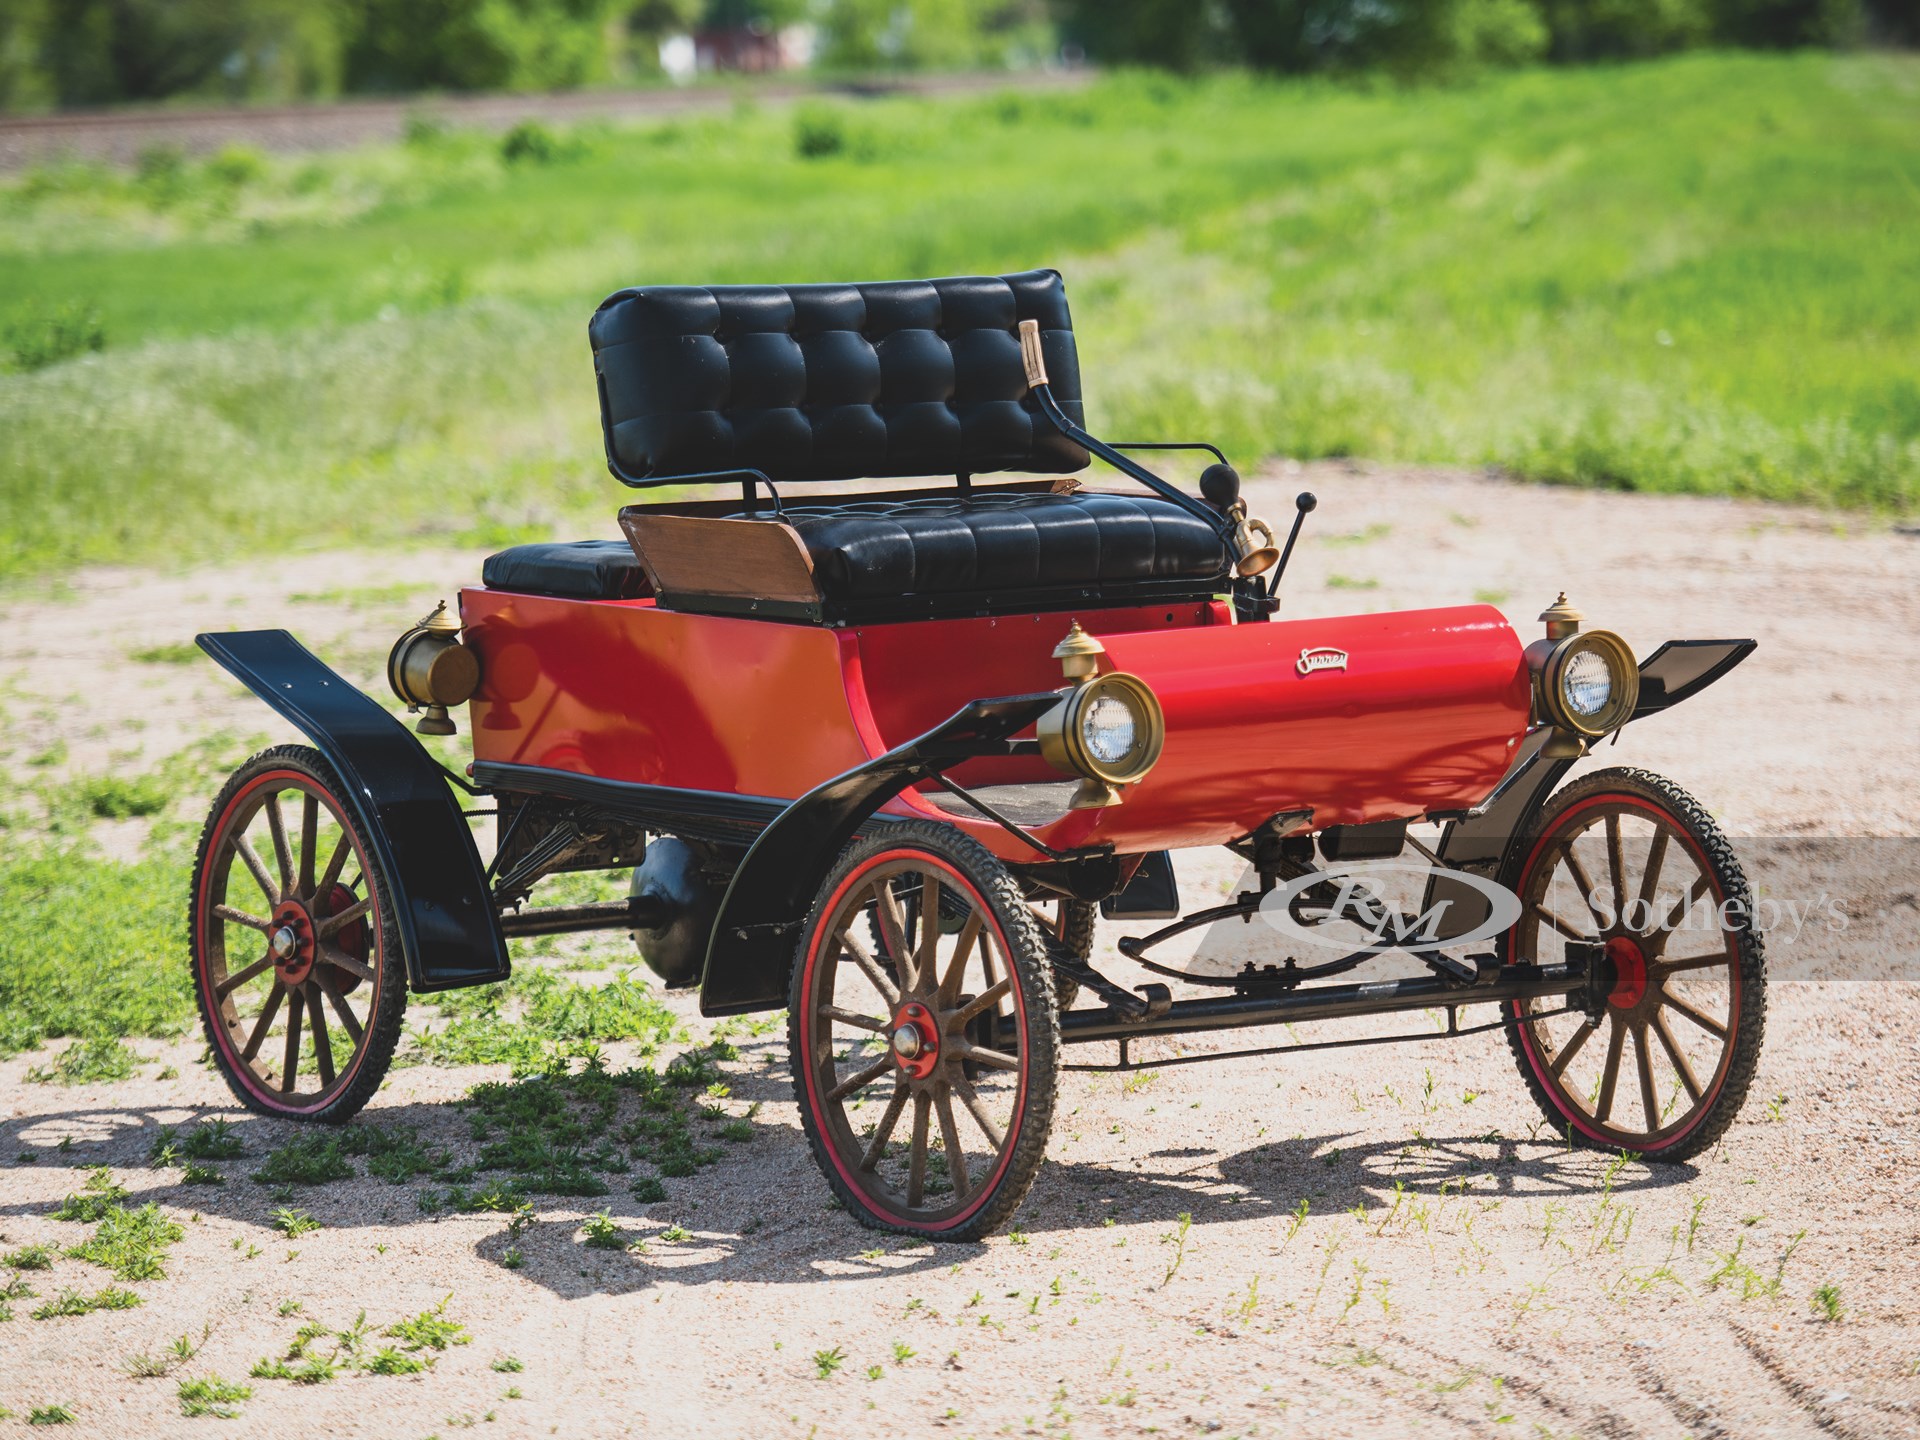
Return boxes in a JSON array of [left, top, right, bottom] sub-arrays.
[[191, 270, 1765, 1239]]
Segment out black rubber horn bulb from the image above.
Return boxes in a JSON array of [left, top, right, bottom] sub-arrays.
[[1199, 462, 1241, 512]]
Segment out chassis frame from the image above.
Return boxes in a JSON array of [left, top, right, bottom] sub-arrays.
[[198, 628, 1751, 1052]]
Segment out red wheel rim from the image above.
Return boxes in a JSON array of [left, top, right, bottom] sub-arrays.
[[798, 850, 1031, 1232], [1507, 793, 1742, 1152], [195, 770, 383, 1113]]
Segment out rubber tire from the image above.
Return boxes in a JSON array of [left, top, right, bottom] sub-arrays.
[[1047, 898, 1098, 1011], [189, 745, 408, 1124], [787, 819, 1061, 1241], [1498, 766, 1766, 1162]]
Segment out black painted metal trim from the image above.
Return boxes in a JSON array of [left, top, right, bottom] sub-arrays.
[[698, 691, 1063, 1017], [471, 761, 789, 843], [653, 575, 1227, 627], [1630, 638, 1756, 720], [1421, 634, 1759, 942], [196, 630, 510, 994]]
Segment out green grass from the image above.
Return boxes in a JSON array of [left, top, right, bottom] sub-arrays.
[[51, 1168, 129, 1223], [580, 1210, 629, 1250], [251, 1136, 357, 1187], [128, 642, 203, 665], [0, 744, 705, 1067], [24, 1036, 141, 1085], [65, 1203, 185, 1282], [0, 53, 1912, 589], [31, 1286, 142, 1319], [406, 966, 684, 1071], [384, 1296, 470, 1352], [150, 1119, 247, 1163], [0, 847, 194, 1054]]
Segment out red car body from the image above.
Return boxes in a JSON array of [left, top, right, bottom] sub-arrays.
[[459, 588, 1532, 861]]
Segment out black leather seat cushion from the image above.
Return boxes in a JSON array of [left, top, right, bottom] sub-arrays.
[[766, 491, 1228, 603], [589, 270, 1088, 485], [481, 540, 650, 600]]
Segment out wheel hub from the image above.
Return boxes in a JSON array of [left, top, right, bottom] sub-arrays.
[[1605, 934, 1648, 1010], [890, 1001, 940, 1081], [269, 900, 316, 986]]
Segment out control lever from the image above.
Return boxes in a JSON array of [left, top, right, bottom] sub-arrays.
[[1266, 491, 1317, 597]]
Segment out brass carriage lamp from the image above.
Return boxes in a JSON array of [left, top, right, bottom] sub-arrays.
[[1052, 619, 1105, 683], [1036, 622, 1167, 809], [387, 601, 482, 736], [1527, 592, 1639, 758]]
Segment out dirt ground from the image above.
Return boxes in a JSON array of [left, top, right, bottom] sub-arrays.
[[2, 462, 1917, 1438]]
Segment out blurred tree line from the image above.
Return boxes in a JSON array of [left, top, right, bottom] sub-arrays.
[[1061, 0, 1919, 74], [0, 0, 1912, 110], [0, 0, 1050, 109]]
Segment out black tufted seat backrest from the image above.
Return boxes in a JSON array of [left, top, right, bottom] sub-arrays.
[[588, 269, 1088, 486]]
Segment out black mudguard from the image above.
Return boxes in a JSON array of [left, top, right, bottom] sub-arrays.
[[197, 630, 510, 993], [1422, 638, 1756, 941], [699, 693, 1062, 1017]]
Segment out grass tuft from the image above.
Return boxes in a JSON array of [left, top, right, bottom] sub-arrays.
[[360, 1346, 427, 1375], [1811, 1282, 1843, 1322], [32, 1286, 142, 1318], [251, 1135, 355, 1187], [177, 1376, 250, 1418], [51, 1168, 128, 1223], [271, 1208, 321, 1239], [175, 1119, 247, 1162], [65, 1203, 185, 1281], [385, 1295, 470, 1352], [3, 1244, 56, 1271]]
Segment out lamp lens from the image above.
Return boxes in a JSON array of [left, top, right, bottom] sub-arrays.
[[1081, 694, 1138, 766], [1563, 648, 1613, 717]]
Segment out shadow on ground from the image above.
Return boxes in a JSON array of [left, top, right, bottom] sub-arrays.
[[1, 1044, 1697, 1300]]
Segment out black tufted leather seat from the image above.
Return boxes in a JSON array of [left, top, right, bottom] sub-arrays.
[[480, 540, 650, 600], [584, 268, 1231, 620], [765, 492, 1226, 607], [590, 270, 1088, 484]]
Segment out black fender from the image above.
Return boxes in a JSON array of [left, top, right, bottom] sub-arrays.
[[197, 630, 510, 993], [698, 692, 1062, 1016], [1422, 638, 1756, 941]]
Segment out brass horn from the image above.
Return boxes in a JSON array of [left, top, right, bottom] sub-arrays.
[[1231, 504, 1280, 578]]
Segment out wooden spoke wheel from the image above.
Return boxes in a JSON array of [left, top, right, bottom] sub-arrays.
[[190, 746, 406, 1121], [1502, 768, 1765, 1160], [790, 821, 1060, 1239]]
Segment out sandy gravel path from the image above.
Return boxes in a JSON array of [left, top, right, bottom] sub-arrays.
[[1, 463, 1917, 1438]]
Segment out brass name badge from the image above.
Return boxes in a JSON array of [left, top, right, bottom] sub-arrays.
[[1296, 646, 1349, 676]]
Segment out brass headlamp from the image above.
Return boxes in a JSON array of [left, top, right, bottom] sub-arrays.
[[1526, 594, 1639, 757], [1035, 622, 1166, 809], [387, 601, 481, 736]]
